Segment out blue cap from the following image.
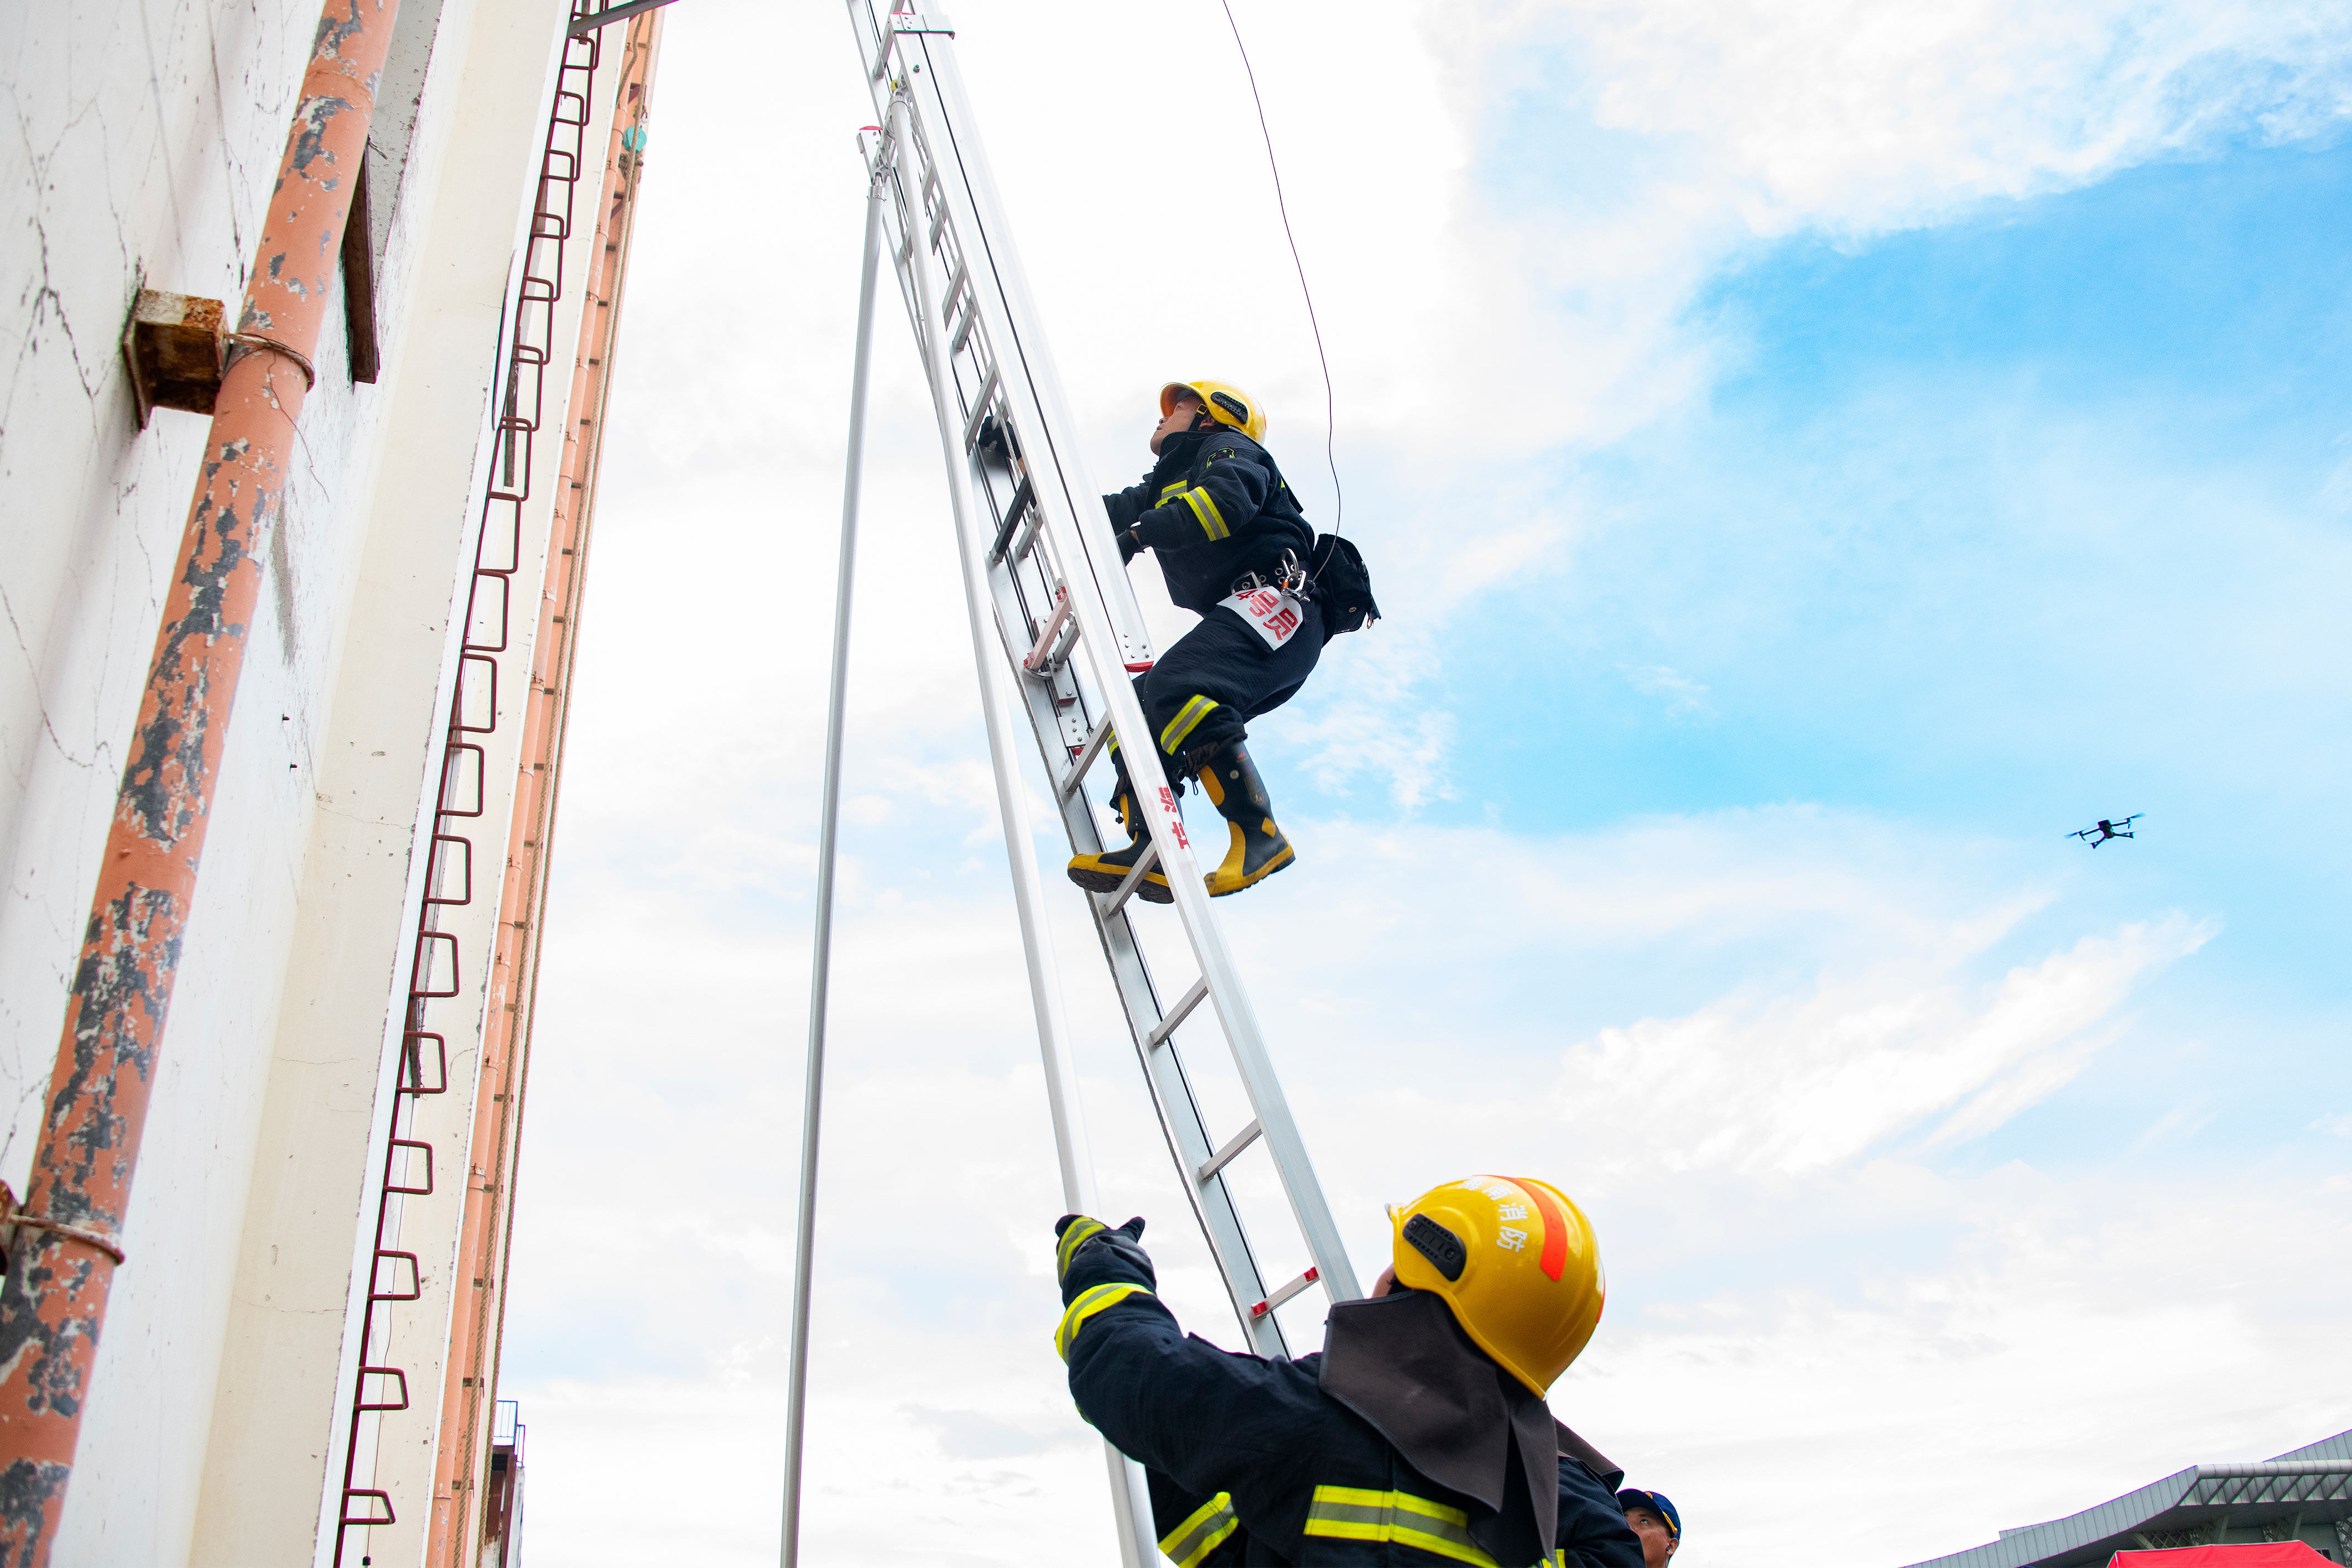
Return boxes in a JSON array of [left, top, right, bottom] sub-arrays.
[[1618, 1489, 1681, 1539]]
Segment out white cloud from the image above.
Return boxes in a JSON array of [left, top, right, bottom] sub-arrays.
[[1622, 663, 1714, 719], [1538, 0, 2352, 237], [492, 5, 2352, 1565], [507, 759, 2282, 1567], [1569, 1170, 2352, 1566]]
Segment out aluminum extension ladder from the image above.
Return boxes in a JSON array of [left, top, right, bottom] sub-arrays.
[[782, 4, 1364, 1565]]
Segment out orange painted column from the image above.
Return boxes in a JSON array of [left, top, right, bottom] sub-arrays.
[[422, 15, 663, 1563], [0, 4, 402, 1560]]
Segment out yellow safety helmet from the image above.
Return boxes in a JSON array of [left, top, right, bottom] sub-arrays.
[[1160, 379, 1267, 444], [1390, 1175, 1604, 1397]]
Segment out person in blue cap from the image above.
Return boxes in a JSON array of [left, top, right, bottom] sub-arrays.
[[1618, 1488, 1681, 1568]]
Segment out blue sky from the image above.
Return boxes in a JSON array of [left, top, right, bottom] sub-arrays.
[[1373, 137, 2352, 1140], [499, 4, 2352, 1564]]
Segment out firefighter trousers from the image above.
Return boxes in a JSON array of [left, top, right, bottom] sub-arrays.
[[1121, 595, 1323, 790]]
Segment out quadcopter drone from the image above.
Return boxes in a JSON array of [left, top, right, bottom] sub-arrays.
[[2069, 814, 2141, 847]]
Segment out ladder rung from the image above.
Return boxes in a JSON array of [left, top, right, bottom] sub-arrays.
[[949, 282, 980, 356], [987, 473, 1035, 561], [1145, 977, 1208, 1049], [1100, 838, 1161, 919], [1041, 617, 1079, 675], [1060, 715, 1113, 798], [1196, 1117, 1261, 1184], [1249, 1266, 1320, 1320], [960, 364, 1001, 452], [1021, 588, 1073, 673], [945, 262, 979, 352], [1003, 509, 1044, 570]]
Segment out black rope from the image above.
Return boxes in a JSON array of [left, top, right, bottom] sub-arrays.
[[1216, 0, 1342, 534]]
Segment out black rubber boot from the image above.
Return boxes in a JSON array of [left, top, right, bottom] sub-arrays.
[[1066, 760, 1174, 904], [1194, 740, 1293, 897]]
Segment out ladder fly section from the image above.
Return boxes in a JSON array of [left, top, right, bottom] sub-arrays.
[[847, 2, 1361, 1358]]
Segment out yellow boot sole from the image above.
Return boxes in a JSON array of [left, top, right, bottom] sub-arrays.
[[1068, 852, 1175, 904]]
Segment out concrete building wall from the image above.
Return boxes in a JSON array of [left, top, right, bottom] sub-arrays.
[[2, 1, 595, 1562]]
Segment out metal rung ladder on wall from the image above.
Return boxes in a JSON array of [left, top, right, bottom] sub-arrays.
[[780, 3, 1364, 1565]]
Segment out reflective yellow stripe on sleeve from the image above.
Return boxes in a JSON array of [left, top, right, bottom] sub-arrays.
[[1177, 486, 1230, 541], [1055, 1218, 1108, 1279], [1302, 1485, 1501, 1566], [1158, 1491, 1241, 1568], [1158, 694, 1218, 754], [1053, 1282, 1150, 1361]]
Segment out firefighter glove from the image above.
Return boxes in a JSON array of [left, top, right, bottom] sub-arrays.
[[1053, 1213, 1153, 1305]]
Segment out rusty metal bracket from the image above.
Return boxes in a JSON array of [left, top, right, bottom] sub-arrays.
[[120, 288, 226, 429]]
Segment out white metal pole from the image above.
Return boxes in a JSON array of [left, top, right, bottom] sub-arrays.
[[889, 95, 1162, 1568], [780, 160, 885, 1568]]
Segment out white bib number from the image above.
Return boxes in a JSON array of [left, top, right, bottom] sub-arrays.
[[1220, 586, 1305, 651]]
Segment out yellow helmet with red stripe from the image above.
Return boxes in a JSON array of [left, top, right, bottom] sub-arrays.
[[1390, 1175, 1604, 1396], [1160, 379, 1267, 444]]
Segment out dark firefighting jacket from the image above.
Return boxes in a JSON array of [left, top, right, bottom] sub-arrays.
[[1105, 426, 1315, 616], [1057, 1231, 1646, 1568]]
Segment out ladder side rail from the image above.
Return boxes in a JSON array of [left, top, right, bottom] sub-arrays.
[[853, 0, 1364, 1323], [983, 518, 1294, 1360], [870, 121, 1291, 1359], [857, 11, 1158, 667], [906, 37, 1153, 663], [855, 22, 1138, 793], [879, 101, 1161, 1568], [893, 110, 1107, 743], [894, 25, 1363, 1306]]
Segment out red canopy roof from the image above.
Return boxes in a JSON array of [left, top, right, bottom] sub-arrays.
[[2110, 1548, 2334, 1568]]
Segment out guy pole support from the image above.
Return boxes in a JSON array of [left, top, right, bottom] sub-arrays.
[[780, 154, 885, 1568]]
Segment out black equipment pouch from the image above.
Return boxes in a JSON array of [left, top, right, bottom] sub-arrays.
[[1307, 533, 1380, 640]]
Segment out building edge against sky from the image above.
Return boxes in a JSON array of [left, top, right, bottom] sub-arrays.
[[1908, 1431, 2352, 1568], [1, 1, 659, 1562]]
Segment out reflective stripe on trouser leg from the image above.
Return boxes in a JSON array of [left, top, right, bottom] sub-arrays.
[[1158, 694, 1219, 754], [1159, 1491, 1241, 1568], [1302, 1485, 1501, 1566]]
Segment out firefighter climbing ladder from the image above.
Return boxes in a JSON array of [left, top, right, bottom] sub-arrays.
[[779, 4, 1363, 1563]]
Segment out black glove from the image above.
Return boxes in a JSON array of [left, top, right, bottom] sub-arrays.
[[975, 414, 1019, 468], [1053, 1213, 1153, 1305], [1117, 525, 1143, 564]]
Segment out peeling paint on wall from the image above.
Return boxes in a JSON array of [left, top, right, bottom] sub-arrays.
[[2, 1, 594, 1562]]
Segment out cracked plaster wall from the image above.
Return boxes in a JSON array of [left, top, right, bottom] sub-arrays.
[[3, 2, 580, 1563]]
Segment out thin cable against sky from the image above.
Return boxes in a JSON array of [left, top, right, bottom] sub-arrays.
[[1216, 0, 1343, 534]]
